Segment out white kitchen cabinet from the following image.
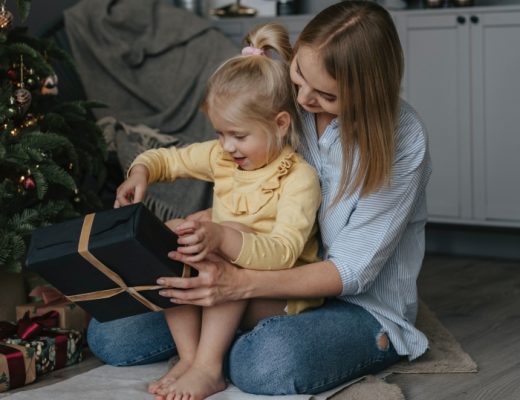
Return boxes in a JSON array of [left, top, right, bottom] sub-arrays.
[[471, 11, 520, 225], [401, 7, 520, 227]]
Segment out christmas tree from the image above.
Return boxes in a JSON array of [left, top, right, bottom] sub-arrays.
[[0, 0, 107, 272]]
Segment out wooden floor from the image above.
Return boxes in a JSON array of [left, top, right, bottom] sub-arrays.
[[387, 254, 520, 400]]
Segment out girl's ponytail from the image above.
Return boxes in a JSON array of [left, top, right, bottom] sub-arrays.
[[244, 23, 292, 64]]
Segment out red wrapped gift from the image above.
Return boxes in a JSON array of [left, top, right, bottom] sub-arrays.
[[0, 341, 37, 392], [4, 328, 83, 376], [0, 320, 38, 392], [16, 286, 90, 333], [0, 310, 83, 391]]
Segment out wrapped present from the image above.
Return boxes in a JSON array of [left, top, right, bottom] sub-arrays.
[[16, 286, 89, 333], [0, 341, 37, 393], [3, 328, 83, 377], [0, 310, 80, 393], [16, 302, 88, 334], [26, 203, 193, 322]]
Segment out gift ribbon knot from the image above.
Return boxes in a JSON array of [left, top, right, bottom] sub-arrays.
[[0, 311, 60, 341]]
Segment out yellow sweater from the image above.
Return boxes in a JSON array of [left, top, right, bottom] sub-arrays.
[[131, 140, 323, 314]]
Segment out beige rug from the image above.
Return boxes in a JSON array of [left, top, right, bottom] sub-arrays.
[[1, 302, 476, 400], [388, 301, 478, 374]]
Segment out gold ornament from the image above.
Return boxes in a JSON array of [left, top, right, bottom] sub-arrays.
[[0, 4, 13, 32], [14, 56, 32, 115], [14, 87, 32, 115]]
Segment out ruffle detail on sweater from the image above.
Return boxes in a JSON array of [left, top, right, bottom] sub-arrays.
[[214, 148, 296, 216]]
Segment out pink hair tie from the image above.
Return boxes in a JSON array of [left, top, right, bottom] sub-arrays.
[[241, 46, 265, 56]]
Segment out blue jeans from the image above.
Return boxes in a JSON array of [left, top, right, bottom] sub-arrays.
[[87, 299, 401, 394]]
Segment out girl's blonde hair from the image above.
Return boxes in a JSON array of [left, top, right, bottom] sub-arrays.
[[202, 23, 300, 155], [294, 1, 403, 199]]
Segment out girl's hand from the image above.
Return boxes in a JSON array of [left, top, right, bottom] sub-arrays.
[[172, 220, 223, 262], [114, 165, 149, 208]]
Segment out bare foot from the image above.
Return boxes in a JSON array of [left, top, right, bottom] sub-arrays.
[[156, 363, 227, 400], [148, 358, 192, 394]]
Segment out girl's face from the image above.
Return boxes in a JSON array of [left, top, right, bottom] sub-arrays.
[[290, 46, 340, 116], [207, 105, 290, 171]]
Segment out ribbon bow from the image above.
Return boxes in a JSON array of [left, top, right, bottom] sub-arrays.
[[0, 310, 60, 341]]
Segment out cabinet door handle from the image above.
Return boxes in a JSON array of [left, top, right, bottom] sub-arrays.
[[457, 15, 466, 24], [470, 15, 479, 24]]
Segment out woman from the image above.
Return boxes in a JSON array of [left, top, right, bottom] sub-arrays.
[[88, 1, 431, 395]]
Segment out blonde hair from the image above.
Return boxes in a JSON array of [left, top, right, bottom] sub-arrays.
[[294, 1, 403, 199], [202, 23, 300, 155]]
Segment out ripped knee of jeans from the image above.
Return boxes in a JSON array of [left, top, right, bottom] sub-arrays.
[[376, 331, 390, 351]]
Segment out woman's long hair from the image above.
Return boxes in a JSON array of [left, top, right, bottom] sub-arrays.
[[294, 1, 404, 200]]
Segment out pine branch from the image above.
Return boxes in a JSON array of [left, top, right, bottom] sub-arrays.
[[37, 164, 77, 192], [7, 208, 39, 233], [7, 42, 54, 76], [30, 169, 48, 199]]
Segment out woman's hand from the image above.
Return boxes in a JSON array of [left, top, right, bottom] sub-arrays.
[[114, 165, 149, 208], [157, 253, 247, 306], [157, 256, 342, 307]]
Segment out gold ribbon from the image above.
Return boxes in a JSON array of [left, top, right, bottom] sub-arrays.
[[66, 213, 174, 312]]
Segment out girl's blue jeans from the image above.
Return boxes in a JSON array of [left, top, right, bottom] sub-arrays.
[[87, 299, 401, 395]]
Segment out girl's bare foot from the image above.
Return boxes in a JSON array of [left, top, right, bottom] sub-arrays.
[[156, 363, 227, 400], [148, 358, 192, 394]]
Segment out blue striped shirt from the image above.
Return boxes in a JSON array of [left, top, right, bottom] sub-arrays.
[[298, 100, 432, 360]]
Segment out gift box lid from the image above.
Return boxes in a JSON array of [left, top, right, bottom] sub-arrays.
[[26, 203, 188, 322]]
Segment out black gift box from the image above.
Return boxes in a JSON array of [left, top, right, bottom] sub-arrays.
[[26, 203, 191, 322]]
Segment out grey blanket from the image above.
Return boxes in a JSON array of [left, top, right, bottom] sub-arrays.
[[63, 0, 238, 220], [64, 0, 237, 138]]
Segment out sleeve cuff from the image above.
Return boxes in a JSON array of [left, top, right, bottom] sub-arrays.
[[329, 256, 360, 296], [231, 231, 247, 266]]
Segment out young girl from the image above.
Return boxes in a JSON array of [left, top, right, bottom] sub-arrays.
[[89, 1, 432, 396], [115, 23, 323, 400]]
